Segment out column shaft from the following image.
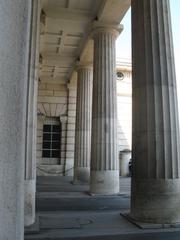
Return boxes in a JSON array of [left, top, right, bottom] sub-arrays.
[[74, 66, 93, 183], [65, 83, 77, 176], [0, 0, 31, 239], [131, 0, 180, 223], [90, 28, 119, 194], [24, 0, 40, 227]]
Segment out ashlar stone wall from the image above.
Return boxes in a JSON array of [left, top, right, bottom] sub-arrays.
[[36, 82, 68, 176], [36, 65, 131, 176]]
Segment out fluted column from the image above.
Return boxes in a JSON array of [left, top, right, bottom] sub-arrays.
[[90, 25, 121, 194], [0, 0, 31, 239], [74, 64, 93, 183], [24, 0, 40, 227], [131, 0, 180, 223]]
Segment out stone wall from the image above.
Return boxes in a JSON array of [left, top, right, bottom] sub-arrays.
[[36, 82, 68, 176], [36, 64, 131, 176], [117, 69, 132, 152]]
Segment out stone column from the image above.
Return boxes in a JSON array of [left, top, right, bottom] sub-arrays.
[[130, 0, 180, 223], [90, 25, 121, 195], [65, 81, 77, 176], [24, 0, 40, 227], [0, 0, 31, 239], [73, 64, 93, 183]]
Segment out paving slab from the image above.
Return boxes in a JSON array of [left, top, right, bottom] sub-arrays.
[[25, 176, 180, 240], [25, 211, 180, 240]]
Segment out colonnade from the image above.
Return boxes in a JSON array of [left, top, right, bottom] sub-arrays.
[[0, 0, 179, 239], [73, 0, 180, 222]]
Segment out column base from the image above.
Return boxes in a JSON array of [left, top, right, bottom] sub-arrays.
[[73, 167, 90, 184], [121, 213, 180, 229], [130, 178, 180, 224], [90, 170, 119, 195], [24, 179, 36, 227]]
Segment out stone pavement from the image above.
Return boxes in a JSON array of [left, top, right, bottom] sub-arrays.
[[25, 176, 180, 240]]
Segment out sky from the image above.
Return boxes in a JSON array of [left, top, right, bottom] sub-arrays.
[[116, 0, 180, 111]]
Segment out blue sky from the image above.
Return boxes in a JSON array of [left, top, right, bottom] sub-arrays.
[[171, 0, 180, 90], [116, 0, 180, 113], [116, 0, 180, 102]]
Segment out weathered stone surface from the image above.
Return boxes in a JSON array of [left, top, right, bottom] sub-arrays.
[[90, 26, 121, 194], [24, 0, 39, 227], [131, 0, 180, 223], [74, 66, 93, 183], [25, 180, 36, 227], [0, 0, 31, 239]]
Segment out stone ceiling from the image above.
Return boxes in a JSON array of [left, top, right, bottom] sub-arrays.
[[39, 0, 130, 85]]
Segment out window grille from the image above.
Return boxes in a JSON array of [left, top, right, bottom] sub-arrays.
[[42, 121, 61, 158]]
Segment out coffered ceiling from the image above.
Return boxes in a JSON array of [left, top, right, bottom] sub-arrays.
[[39, 0, 130, 84]]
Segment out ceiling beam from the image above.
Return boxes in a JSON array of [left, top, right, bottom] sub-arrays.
[[39, 76, 67, 84], [97, 0, 131, 24], [41, 52, 78, 60], [43, 7, 93, 21], [45, 17, 87, 33]]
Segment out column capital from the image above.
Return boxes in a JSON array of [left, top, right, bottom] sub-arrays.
[[76, 61, 93, 71], [91, 21, 123, 39]]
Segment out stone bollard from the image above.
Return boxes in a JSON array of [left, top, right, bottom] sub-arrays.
[[119, 149, 131, 177]]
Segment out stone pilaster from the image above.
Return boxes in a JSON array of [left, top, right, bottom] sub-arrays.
[[0, 0, 31, 239], [90, 25, 121, 194], [131, 0, 180, 223], [74, 64, 93, 183]]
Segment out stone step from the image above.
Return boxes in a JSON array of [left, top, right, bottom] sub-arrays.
[[25, 231, 180, 240], [25, 212, 180, 240], [36, 194, 130, 211], [37, 184, 89, 192]]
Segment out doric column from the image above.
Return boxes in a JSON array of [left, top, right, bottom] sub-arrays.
[[24, 0, 40, 227], [65, 81, 77, 176], [0, 0, 31, 239], [131, 0, 180, 223], [90, 24, 122, 194], [74, 64, 93, 183]]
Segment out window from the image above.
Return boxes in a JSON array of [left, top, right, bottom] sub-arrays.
[[42, 122, 61, 158]]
